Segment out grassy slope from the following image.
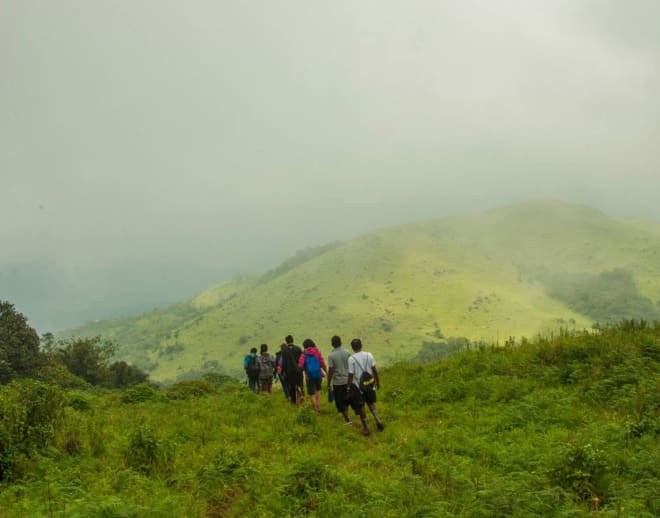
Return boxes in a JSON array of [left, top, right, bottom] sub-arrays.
[[66, 201, 660, 382], [1, 322, 658, 516]]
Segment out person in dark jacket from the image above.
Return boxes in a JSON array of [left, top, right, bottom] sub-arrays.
[[275, 342, 290, 400], [281, 335, 303, 404]]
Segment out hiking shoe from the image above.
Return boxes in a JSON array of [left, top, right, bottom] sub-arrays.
[[344, 420, 353, 425], [361, 428, 371, 436], [376, 422, 385, 432]]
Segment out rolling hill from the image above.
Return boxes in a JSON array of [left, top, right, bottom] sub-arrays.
[[64, 201, 660, 382]]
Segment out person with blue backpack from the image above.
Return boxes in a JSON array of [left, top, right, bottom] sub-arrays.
[[297, 338, 327, 413], [243, 347, 259, 393]]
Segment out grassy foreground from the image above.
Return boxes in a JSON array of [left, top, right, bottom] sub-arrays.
[[1, 321, 658, 517]]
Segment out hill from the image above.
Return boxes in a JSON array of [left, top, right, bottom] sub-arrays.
[[65, 201, 660, 382], [1, 321, 658, 516]]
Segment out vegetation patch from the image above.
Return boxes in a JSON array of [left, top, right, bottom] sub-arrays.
[[537, 268, 660, 323]]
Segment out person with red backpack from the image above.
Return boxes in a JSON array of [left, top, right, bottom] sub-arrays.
[[297, 338, 327, 413]]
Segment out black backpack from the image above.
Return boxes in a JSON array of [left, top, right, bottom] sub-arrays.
[[247, 355, 259, 377], [357, 356, 375, 393]]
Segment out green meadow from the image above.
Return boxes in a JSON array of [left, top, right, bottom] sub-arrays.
[[65, 202, 660, 384], [1, 321, 658, 517]]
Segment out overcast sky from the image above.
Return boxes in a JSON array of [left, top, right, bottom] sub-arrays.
[[1, 1, 659, 331]]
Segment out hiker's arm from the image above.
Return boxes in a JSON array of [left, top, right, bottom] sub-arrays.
[[327, 366, 334, 389], [372, 366, 380, 390], [347, 357, 355, 390]]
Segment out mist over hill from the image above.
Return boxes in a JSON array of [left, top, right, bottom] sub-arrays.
[[63, 201, 660, 383], [3, 0, 659, 336]]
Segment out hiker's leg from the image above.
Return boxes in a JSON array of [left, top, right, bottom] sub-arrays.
[[358, 406, 370, 433], [287, 380, 297, 404], [334, 385, 351, 423], [366, 393, 384, 430], [348, 390, 369, 433], [368, 403, 381, 422]]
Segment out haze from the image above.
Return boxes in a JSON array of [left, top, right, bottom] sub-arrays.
[[1, 0, 658, 332]]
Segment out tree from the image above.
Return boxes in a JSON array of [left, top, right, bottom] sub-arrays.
[[0, 301, 41, 383], [108, 360, 149, 388], [56, 336, 116, 385]]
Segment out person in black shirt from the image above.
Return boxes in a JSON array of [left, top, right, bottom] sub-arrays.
[[281, 334, 303, 404]]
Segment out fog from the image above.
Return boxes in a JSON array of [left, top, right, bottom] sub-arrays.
[[1, 1, 658, 332]]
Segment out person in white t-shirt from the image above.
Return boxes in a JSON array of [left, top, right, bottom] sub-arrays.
[[346, 338, 385, 435]]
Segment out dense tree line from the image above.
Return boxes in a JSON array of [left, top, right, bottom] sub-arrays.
[[0, 300, 147, 388]]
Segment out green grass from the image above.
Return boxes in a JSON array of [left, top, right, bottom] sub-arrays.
[[64, 201, 660, 383], [1, 320, 658, 516]]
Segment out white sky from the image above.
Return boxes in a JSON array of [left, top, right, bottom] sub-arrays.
[[1, 0, 659, 330]]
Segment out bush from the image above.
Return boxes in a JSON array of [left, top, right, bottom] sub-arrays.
[[549, 442, 609, 501], [66, 391, 93, 411], [0, 380, 64, 480], [165, 380, 216, 400], [124, 424, 174, 476], [35, 363, 88, 388], [121, 383, 159, 404], [202, 372, 237, 388]]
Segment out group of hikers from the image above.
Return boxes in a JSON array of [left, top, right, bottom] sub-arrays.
[[243, 335, 385, 436]]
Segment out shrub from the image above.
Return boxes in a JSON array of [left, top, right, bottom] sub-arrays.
[[166, 380, 216, 400], [202, 372, 236, 388], [35, 363, 88, 388], [66, 391, 93, 411], [549, 442, 609, 501], [121, 383, 159, 404], [124, 424, 174, 476], [0, 380, 64, 480]]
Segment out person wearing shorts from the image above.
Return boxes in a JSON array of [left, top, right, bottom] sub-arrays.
[[297, 338, 327, 412], [347, 338, 385, 435]]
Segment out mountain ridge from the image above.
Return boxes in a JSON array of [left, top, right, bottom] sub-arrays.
[[63, 201, 660, 382]]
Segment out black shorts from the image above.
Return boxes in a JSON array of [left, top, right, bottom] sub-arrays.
[[347, 387, 377, 414], [306, 377, 322, 395], [332, 384, 349, 412]]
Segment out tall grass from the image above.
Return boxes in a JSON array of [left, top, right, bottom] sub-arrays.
[[0, 321, 658, 516]]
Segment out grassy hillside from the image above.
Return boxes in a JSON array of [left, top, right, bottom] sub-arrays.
[[65, 201, 660, 382], [1, 321, 658, 516]]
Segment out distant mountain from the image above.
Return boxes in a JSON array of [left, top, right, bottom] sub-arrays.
[[64, 201, 660, 382]]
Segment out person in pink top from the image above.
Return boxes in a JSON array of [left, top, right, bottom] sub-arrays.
[[297, 338, 327, 413]]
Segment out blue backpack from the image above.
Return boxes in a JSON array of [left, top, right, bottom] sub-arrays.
[[304, 351, 322, 381]]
